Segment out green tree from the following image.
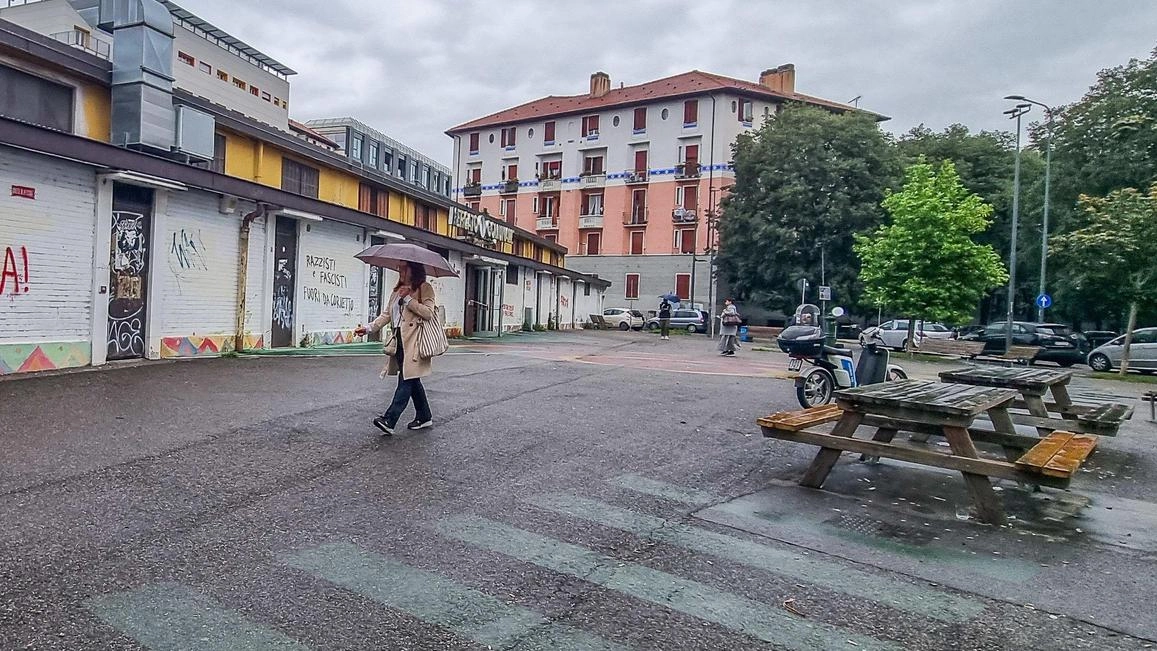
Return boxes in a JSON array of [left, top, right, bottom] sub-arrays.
[[897, 124, 1045, 323], [1050, 185, 1157, 373], [1041, 46, 1157, 326], [716, 104, 899, 315], [855, 161, 1009, 349]]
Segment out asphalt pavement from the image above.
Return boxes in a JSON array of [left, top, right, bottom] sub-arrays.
[[1, 330, 1155, 650]]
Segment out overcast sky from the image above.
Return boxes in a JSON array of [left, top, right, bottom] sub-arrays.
[[181, 0, 1157, 168]]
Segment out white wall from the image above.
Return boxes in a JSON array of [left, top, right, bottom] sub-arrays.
[[500, 265, 525, 331], [0, 0, 113, 55], [0, 147, 96, 349], [172, 25, 291, 130], [296, 219, 366, 341], [427, 251, 465, 335], [557, 276, 574, 328]]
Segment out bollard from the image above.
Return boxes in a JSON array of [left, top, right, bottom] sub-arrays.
[[1146, 391, 1156, 422]]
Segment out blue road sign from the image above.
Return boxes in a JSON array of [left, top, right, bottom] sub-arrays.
[[1035, 293, 1053, 309]]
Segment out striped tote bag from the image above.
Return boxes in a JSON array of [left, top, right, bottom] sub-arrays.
[[416, 305, 449, 359]]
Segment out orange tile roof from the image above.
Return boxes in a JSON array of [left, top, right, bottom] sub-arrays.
[[447, 70, 886, 133], [289, 119, 340, 149]]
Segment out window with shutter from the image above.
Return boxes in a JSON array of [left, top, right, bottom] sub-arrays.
[[468, 132, 479, 153], [629, 231, 644, 255], [683, 100, 698, 126], [675, 274, 691, 300], [625, 274, 640, 299], [633, 107, 646, 132], [544, 121, 556, 143]]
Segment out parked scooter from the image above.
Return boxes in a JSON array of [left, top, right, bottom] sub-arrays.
[[778, 304, 908, 408]]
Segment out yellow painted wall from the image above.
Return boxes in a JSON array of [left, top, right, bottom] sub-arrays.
[[79, 84, 109, 142], [318, 166, 358, 208]]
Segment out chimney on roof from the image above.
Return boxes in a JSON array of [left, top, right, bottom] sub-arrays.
[[758, 64, 796, 94], [590, 71, 611, 98]]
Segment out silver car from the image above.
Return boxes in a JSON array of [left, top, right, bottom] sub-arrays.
[[859, 319, 954, 350], [1086, 327, 1157, 373]]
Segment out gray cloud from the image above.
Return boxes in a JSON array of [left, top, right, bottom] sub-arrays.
[[180, 0, 1157, 166]]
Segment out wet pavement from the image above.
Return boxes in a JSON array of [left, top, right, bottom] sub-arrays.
[[1, 330, 1155, 649]]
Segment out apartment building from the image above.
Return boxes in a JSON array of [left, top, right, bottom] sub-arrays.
[[448, 67, 879, 312], [306, 117, 452, 198], [0, 0, 605, 377]]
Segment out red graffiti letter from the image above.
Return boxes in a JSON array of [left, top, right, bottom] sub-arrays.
[[1, 246, 18, 295]]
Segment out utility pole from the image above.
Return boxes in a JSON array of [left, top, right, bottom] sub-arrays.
[[1007, 95, 1055, 322], [1003, 103, 1031, 353]]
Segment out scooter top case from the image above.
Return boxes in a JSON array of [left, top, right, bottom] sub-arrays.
[[776, 325, 826, 357]]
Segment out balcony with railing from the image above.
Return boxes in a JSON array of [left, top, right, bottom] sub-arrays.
[[463, 182, 482, 197], [49, 29, 111, 60], [675, 162, 701, 180], [537, 173, 561, 191], [579, 172, 606, 188], [625, 170, 649, 185], [499, 179, 520, 194], [578, 211, 604, 229], [622, 208, 649, 227], [672, 207, 697, 223], [536, 214, 559, 230]]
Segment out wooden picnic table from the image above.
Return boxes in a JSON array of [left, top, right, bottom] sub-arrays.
[[937, 366, 1132, 436], [759, 379, 1098, 525]]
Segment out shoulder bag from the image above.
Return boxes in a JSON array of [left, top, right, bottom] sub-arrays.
[[721, 312, 742, 327], [416, 304, 449, 359]]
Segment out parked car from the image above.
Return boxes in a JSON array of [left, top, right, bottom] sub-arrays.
[[645, 309, 708, 333], [954, 324, 986, 339], [960, 321, 1085, 367], [858, 319, 954, 350], [1087, 328, 1157, 373], [602, 307, 645, 330], [1081, 330, 1120, 351]]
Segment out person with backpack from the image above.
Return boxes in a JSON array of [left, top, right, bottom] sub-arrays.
[[355, 261, 437, 435], [718, 298, 741, 356], [658, 298, 672, 340]]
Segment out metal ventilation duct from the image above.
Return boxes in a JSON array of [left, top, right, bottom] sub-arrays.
[[100, 0, 176, 153]]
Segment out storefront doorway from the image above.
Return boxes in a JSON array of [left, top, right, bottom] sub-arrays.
[[464, 262, 503, 336], [107, 183, 154, 360], [270, 216, 298, 348]]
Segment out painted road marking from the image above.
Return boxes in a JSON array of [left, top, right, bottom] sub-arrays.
[[610, 474, 718, 506], [435, 515, 901, 651], [616, 476, 1039, 583], [283, 542, 625, 651], [526, 493, 983, 623], [86, 582, 307, 651]]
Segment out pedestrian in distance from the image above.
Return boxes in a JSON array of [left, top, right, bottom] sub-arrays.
[[719, 298, 741, 356], [658, 298, 672, 340], [355, 261, 436, 436]]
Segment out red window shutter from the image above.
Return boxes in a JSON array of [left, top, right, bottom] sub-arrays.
[[634, 150, 647, 172], [683, 185, 698, 209], [591, 115, 599, 133], [685, 144, 699, 166], [469, 133, 479, 151], [680, 229, 696, 254], [508, 164, 518, 179], [544, 121, 555, 142], [684, 100, 698, 124], [501, 129, 508, 148], [675, 274, 691, 299], [630, 231, 644, 255], [633, 107, 646, 130], [508, 128, 515, 147], [587, 232, 601, 255], [626, 274, 639, 299]]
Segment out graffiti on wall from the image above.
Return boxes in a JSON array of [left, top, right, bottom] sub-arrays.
[[167, 228, 210, 293], [304, 254, 356, 314], [1, 245, 30, 295], [560, 296, 569, 308], [502, 304, 515, 318]]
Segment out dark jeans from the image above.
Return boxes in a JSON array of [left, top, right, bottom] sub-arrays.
[[659, 318, 670, 337], [384, 336, 431, 426]]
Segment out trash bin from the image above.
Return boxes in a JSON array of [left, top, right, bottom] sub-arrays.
[[739, 325, 752, 343]]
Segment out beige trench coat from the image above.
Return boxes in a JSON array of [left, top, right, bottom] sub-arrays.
[[367, 281, 436, 379]]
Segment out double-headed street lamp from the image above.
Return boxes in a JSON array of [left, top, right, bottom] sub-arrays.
[[1005, 94, 1055, 322], [1003, 102, 1031, 353]]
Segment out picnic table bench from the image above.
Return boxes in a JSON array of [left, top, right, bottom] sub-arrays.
[[759, 379, 1100, 524], [588, 314, 610, 330], [938, 366, 1133, 436], [918, 339, 986, 359], [973, 345, 1042, 366]]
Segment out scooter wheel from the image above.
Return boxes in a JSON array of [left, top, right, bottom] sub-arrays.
[[887, 368, 908, 381], [796, 369, 835, 408]]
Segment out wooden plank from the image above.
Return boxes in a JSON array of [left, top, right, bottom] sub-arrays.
[[938, 366, 1070, 396], [835, 380, 1018, 418], [759, 426, 1071, 488], [799, 412, 864, 489], [1004, 411, 1120, 436], [1042, 435, 1099, 478], [757, 404, 844, 432], [1078, 403, 1135, 425], [861, 414, 1042, 450], [920, 340, 986, 357], [1015, 432, 1075, 469], [942, 425, 1006, 525]]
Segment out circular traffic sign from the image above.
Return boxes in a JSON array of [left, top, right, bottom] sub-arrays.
[[1035, 293, 1053, 309]]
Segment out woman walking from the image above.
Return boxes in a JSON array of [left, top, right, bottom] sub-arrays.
[[718, 298, 740, 356], [355, 261, 437, 435]]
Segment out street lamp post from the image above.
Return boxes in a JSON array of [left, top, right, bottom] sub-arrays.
[[1003, 103, 1032, 353], [1006, 95, 1055, 322]]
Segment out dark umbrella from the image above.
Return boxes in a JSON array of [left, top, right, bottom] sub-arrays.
[[354, 243, 459, 278], [659, 292, 680, 303]]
